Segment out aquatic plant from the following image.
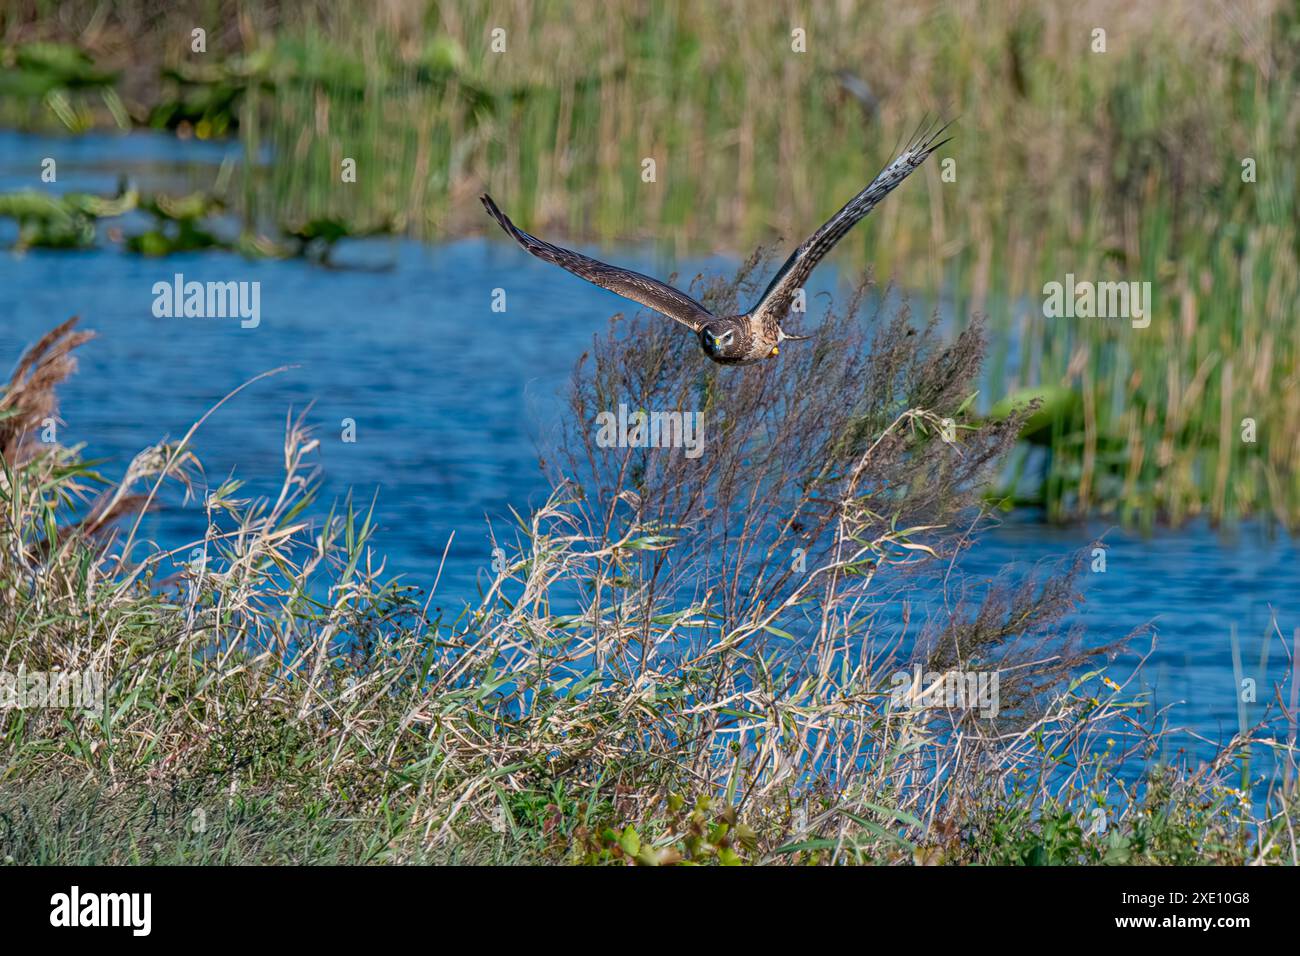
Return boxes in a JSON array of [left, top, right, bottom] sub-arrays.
[[3, 1, 1295, 527], [0, 40, 125, 130], [0, 180, 137, 250], [2, 267, 1294, 864], [122, 190, 227, 256], [0, 189, 95, 249], [280, 214, 402, 265]]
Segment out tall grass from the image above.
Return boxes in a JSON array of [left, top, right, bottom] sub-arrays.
[[2, 271, 1296, 863], [3, 0, 1297, 525]]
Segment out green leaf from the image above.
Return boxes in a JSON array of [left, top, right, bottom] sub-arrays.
[[840, 809, 916, 851], [618, 825, 641, 857], [623, 534, 677, 550], [774, 837, 837, 855], [862, 802, 924, 830]]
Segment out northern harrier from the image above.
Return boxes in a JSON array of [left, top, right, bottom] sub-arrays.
[[482, 119, 950, 366]]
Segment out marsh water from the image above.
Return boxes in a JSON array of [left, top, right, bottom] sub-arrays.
[[2, 131, 1297, 776]]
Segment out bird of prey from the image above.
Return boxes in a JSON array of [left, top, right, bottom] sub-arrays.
[[481, 119, 951, 366]]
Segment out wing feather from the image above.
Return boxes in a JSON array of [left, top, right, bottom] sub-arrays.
[[748, 118, 952, 335], [481, 194, 714, 331]]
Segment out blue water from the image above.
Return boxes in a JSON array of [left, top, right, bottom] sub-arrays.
[[2, 131, 1297, 777]]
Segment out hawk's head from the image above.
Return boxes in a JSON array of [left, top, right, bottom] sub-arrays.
[[699, 318, 748, 362]]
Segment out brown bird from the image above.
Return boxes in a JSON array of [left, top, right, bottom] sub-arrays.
[[482, 119, 951, 366]]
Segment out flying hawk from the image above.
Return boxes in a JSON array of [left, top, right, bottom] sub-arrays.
[[482, 119, 951, 366]]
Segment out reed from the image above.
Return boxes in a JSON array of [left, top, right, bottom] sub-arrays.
[[3, 0, 1296, 525], [2, 277, 1295, 863]]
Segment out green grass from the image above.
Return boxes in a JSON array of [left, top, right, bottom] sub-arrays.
[[2, 1, 1298, 527], [1, 291, 1296, 865]]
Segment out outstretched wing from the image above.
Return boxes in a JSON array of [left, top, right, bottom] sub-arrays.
[[747, 118, 952, 335], [481, 194, 715, 331]]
